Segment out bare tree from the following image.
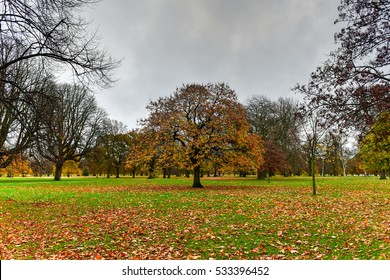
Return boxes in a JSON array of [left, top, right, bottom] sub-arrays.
[[35, 83, 106, 180], [294, 0, 389, 133], [0, 0, 119, 88], [245, 96, 302, 177], [299, 107, 329, 195], [1, 0, 119, 168], [0, 43, 51, 168]]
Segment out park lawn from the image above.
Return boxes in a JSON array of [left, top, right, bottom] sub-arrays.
[[0, 176, 389, 260]]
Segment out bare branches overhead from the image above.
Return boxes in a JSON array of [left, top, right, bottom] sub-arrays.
[[0, 0, 119, 88]]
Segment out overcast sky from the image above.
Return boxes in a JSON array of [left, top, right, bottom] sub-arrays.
[[84, 0, 341, 129]]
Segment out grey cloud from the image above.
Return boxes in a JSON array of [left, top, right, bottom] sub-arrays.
[[86, 0, 340, 128]]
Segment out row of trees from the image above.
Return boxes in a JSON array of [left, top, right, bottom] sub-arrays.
[[2, 82, 384, 186], [1, 0, 118, 179]]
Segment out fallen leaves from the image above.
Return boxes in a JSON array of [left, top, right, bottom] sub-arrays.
[[0, 178, 389, 260]]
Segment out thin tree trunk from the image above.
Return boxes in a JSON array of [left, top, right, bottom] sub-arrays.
[[192, 166, 203, 188], [267, 169, 270, 183], [312, 150, 316, 195]]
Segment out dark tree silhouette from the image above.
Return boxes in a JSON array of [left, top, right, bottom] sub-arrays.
[[294, 0, 389, 133], [35, 83, 106, 180]]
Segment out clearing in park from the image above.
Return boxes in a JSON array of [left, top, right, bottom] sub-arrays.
[[0, 176, 389, 260]]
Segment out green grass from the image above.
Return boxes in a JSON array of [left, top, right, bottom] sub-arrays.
[[0, 175, 389, 260]]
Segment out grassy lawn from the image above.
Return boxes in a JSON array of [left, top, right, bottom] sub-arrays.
[[0, 176, 389, 260]]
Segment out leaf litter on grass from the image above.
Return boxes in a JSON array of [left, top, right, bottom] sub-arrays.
[[0, 177, 389, 259]]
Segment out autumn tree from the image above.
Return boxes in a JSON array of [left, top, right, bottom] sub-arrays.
[[142, 83, 254, 188], [125, 129, 148, 178], [35, 83, 106, 180], [81, 144, 106, 177], [229, 133, 264, 178], [29, 152, 54, 177], [260, 141, 287, 182], [97, 119, 129, 178], [62, 160, 81, 177], [359, 112, 390, 179], [0, 152, 32, 177], [294, 0, 389, 133]]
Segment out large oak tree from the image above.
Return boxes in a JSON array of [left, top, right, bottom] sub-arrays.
[[142, 83, 257, 188]]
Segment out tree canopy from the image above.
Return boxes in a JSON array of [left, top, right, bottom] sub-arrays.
[[359, 112, 390, 179], [141, 83, 262, 188]]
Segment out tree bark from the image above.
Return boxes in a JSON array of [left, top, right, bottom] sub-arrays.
[[163, 168, 167, 178], [106, 166, 111, 178], [54, 162, 63, 181], [380, 169, 386, 180], [192, 166, 203, 188]]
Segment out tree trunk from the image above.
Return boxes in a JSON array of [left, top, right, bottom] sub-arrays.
[[192, 166, 203, 188], [311, 150, 317, 195], [132, 169, 136, 178], [163, 168, 167, 178], [380, 169, 386, 180], [54, 162, 63, 181], [267, 169, 270, 183], [256, 169, 262, 180], [116, 167, 120, 178], [148, 158, 157, 179]]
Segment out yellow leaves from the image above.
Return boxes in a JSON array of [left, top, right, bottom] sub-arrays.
[[141, 83, 263, 181]]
